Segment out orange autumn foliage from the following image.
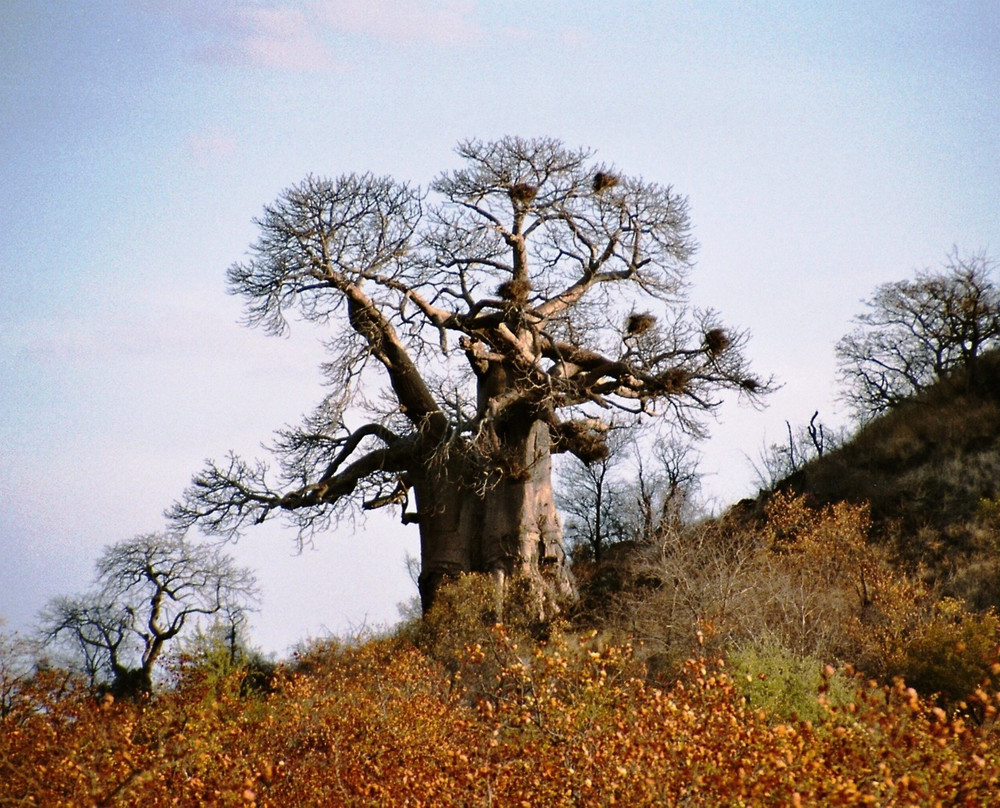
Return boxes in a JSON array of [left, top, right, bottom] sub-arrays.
[[3, 628, 999, 807]]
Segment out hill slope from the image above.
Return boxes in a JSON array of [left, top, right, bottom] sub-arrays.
[[768, 350, 1000, 607]]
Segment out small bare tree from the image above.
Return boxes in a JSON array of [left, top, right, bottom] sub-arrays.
[[555, 426, 635, 563], [560, 427, 703, 550], [617, 518, 758, 665], [0, 626, 38, 721], [632, 433, 703, 536], [749, 411, 846, 490], [39, 533, 258, 698], [837, 251, 1000, 421], [556, 427, 702, 622]]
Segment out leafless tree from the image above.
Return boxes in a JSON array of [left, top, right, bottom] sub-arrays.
[[749, 411, 847, 490], [169, 137, 769, 617], [39, 533, 258, 698], [0, 627, 39, 720], [617, 518, 759, 665], [836, 251, 1000, 421], [632, 432, 703, 536], [555, 427, 636, 563]]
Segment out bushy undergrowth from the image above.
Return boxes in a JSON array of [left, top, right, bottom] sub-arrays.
[[727, 636, 857, 723], [4, 498, 999, 805], [776, 355, 1000, 591], [608, 493, 1000, 706], [3, 622, 1000, 807]]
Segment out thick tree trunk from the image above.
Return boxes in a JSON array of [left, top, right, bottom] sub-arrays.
[[413, 418, 576, 619], [412, 473, 485, 612], [479, 418, 575, 620], [110, 666, 151, 701]]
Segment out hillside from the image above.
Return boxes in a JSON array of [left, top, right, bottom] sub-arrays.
[[766, 350, 1000, 608], [5, 356, 1000, 806]]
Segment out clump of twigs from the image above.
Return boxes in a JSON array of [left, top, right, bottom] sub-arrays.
[[704, 328, 731, 356], [593, 172, 620, 193], [508, 183, 538, 205], [498, 278, 532, 304], [658, 367, 691, 394], [625, 311, 657, 336]]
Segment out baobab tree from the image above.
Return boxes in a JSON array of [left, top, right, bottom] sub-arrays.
[[170, 137, 768, 617]]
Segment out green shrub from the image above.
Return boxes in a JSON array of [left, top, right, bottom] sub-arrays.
[[728, 636, 856, 723], [174, 620, 277, 700]]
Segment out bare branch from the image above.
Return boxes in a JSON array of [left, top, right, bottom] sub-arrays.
[[167, 454, 281, 540]]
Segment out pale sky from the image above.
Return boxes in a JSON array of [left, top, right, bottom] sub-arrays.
[[2, 1, 998, 655]]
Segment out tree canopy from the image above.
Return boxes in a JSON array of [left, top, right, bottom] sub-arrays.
[[837, 251, 1000, 421], [40, 533, 257, 698], [170, 136, 768, 614]]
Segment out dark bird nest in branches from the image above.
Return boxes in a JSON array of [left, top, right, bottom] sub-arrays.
[[497, 278, 532, 303], [555, 420, 610, 464], [658, 367, 691, 395], [593, 172, 620, 193], [508, 183, 539, 205], [704, 328, 731, 356], [626, 311, 657, 336]]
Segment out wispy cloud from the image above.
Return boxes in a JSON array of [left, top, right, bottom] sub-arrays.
[[165, 2, 340, 72], [315, 0, 482, 45], [160, 1, 481, 72]]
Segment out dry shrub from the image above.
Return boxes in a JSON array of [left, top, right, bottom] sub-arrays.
[[414, 573, 499, 666], [753, 494, 896, 661], [946, 499, 1000, 610], [886, 598, 1000, 708], [745, 494, 1000, 702], [616, 494, 879, 669], [617, 492, 1000, 705], [412, 573, 543, 700], [612, 518, 759, 671]]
